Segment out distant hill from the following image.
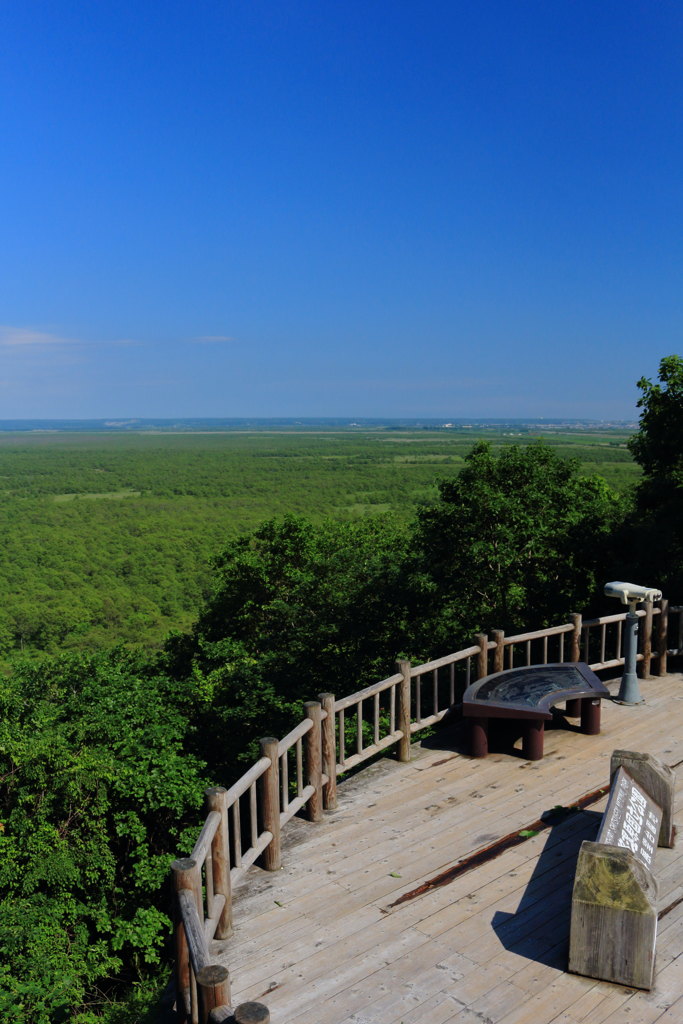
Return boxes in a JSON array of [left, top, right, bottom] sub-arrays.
[[0, 417, 637, 433]]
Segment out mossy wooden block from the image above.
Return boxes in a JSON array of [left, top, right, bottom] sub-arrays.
[[569, 840, 658, 989]]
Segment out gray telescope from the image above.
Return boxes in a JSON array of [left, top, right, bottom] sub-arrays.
[[604, 582, 662, 703]]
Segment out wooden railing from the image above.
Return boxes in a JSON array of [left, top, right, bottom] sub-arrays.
[[582, 603, 667, 676], [172, 598, 679, 1023]]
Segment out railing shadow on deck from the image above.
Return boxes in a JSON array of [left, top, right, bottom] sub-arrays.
[[490, 808, 602, 969], [170, 600, 679, 1023]]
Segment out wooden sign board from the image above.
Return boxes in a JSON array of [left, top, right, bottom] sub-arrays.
[[598, 766, 662, 869], [611, 749, 675, 848]]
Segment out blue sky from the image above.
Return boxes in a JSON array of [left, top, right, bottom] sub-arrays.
[[1, 1, 681, 419]]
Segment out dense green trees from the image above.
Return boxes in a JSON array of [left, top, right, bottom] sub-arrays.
[[629, 355, 683, 483], [625, 355, 683, 598], [167, 515, 412, 777], [410, 442, 622, 645], [0, 650, 205, 1023], [0, 428, 638, 659]]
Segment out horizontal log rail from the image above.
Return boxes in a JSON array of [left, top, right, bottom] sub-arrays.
[[583, 605, 663, 675], [408, 645, 482, 735], [492, 617, 579, 673], [333, 671, 403, 711], [171, 598, 680, 1022]]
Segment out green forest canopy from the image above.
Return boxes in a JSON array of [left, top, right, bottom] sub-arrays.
[[0, 424, 638, 657]]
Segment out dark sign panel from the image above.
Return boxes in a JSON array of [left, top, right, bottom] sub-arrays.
[[474, 665, 593, 708], [464, 662, 610, 717], [598, 766, 662, 869]]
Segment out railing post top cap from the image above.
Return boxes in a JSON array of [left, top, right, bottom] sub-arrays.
[[304, 699, 321, 709], [196, 963, 230, 985], [171, 856, 196, 872], [235, 1003, 270, 1023], [260, 736, 279, 745]]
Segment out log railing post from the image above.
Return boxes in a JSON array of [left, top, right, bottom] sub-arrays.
[[658, 598, 669, 676], [476, 633, 488, 679], [492, 630, 505, 674], [396, 659, 412, 762], [197, 965, 231, 1024], [304, 701, 324, 822], [235, 1004, 271, 1023], [209, 1004, 271, 1024], [318, 692, 338, 811], [172, 857, 199, 1023], [205, 787, 233, 938], [640, 601, 654, 679], [259, 738, 282, 869], [570, 613, 582, 662]]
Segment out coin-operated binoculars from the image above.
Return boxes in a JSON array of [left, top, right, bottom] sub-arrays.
[[604, 582, 663, 704]]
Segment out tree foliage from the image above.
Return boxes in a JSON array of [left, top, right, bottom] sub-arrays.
[[0, 428, 638, 659], [411, 441, 621, 641], [166, 515, 411, 777], [629, 355, 683, 484], [626, 354, 683, 597], [0, 650, 206, 1022]]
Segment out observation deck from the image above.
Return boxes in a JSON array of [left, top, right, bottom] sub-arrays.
[[218, 671, 683, 1024]]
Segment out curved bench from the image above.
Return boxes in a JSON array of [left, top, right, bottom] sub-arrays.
[[462, 662, 611, 760]]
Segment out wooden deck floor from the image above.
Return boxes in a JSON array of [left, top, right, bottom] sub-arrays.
[[216, 672, 683, 1024]]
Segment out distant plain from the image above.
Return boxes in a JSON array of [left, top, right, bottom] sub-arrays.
[[0, 425, 638, 658]]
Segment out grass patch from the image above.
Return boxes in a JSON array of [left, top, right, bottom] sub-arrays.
[[53, 490, 142, 502]]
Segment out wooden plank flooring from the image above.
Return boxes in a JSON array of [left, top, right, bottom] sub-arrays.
[[214, 673, 683, 1023]]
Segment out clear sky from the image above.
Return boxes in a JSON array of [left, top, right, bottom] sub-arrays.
[[1, 1, 681, 419]]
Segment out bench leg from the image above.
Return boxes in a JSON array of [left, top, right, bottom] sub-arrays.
[[470, 717, 489, 758], [581, 698, 601, 735], [523, 720, 544, 761], [565, 698, 581, 717]]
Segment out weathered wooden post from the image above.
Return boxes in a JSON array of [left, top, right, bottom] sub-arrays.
[[492, 629, 505, 674], [657, 598, 669, 676], [209, 1004, 271, 1023], [570, 612, 582, 662], [396, 659, 412, 762], [563, 614, 584, 716], [640, 600, 654, 678], [205, 787, 233, 937], [304, 701, 324, 822], [172, 857, 198, 1021], [197, 965, 231, 1024], [234, 1004, 271, 1023], [177, 877, 231, 1023], [318, 692, 338, 811], [259, 738, 282, 869], [475, 633, 488, 679]]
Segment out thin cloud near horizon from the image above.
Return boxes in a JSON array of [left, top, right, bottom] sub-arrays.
[[0, 326, 75, 347], [192, 335, 236, 343], [0, 326, 140, 347]]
